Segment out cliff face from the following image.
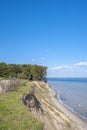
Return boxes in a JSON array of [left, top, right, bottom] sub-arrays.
[[24, 81, 84, 130], [0, 79, 19, 93]]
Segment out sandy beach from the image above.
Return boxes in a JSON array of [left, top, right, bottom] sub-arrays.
[[30, 81, 87, 130], [48, 84, 87, 130]]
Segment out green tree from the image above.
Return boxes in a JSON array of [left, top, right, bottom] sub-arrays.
[[0, 62, 48, 81], [0, 62, 7, 77]]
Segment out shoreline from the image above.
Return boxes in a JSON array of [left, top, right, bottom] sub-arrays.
[[51, 85, 87, 122], [59, 96, 87, 122], [47, 83, 87, 130]]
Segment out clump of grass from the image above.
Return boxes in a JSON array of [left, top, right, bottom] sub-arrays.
[[0, 77, 3, 81], [66, 121, 71, 127], [0, 80, 43, 130], [48, 105, 54, 112], [55, 111, 61, 117]]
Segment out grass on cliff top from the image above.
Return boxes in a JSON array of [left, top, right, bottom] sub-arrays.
[[0, 80, 43, 130]]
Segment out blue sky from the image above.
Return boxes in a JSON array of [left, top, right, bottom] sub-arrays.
[[0, 0, 87, 77]]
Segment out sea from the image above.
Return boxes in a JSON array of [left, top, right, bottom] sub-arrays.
[[48, 78, 87, 121]]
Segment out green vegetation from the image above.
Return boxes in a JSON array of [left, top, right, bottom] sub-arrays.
[[0, 62, 47, 81], [0, 80, 43, 130], [66, 121, 71, 128]]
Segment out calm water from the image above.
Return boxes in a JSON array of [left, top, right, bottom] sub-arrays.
[[48, 78, 87, 121]]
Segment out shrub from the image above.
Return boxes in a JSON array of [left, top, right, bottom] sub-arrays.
[[17, 73, 27, 79]]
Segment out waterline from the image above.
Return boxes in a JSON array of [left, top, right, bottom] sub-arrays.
[[48, 78, 87, 121]]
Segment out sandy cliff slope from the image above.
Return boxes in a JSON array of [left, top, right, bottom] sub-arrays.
[[28, 81, 87, 130]]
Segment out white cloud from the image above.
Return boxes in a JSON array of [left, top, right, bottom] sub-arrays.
[[74, 62, 87, 67], [48, 61, 87, 77], [48, 61, 87, 72], [49, 62, 87, 72], [49, 65, 70, 71]]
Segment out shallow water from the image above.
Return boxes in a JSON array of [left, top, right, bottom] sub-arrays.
[[48, 78, 87, 121]]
